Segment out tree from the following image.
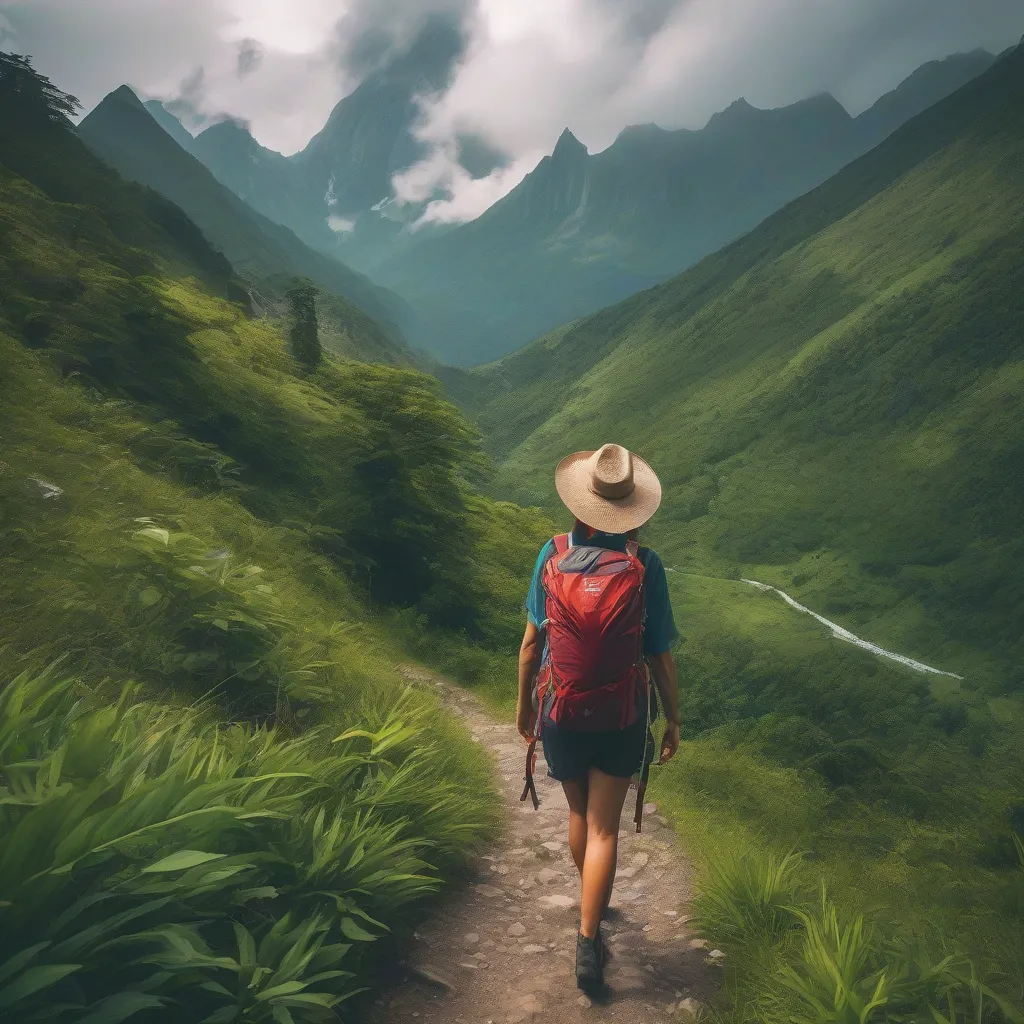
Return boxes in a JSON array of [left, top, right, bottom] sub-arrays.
[[0, 52, 80, 130], [285, 280, 321, 369]]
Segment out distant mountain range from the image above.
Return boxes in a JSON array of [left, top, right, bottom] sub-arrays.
[[371, 49, 998, 363], [118, 37, 997, 366], [78, 85, 415, 364]]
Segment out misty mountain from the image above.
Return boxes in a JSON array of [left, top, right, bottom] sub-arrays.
[[373, 49, 997, 364], [143, 99, 197, 153], [78, 85, 415, 359], [190, 118, 335, 254], [854, 47, 996, 144], [460, 37, 1024, 676], [149, 17, 493, 268], [293, 17, 465, 217]]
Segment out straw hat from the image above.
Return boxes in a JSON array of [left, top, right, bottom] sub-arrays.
[[554, 444, 662, 534]]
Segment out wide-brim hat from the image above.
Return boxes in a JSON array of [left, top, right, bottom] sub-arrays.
[[554, 443, 662, 534]]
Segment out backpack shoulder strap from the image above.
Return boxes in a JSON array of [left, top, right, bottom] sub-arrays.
[[541, 535, 569, 588]]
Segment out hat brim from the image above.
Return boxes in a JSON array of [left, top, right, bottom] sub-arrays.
[[554, 449, 662, 534]]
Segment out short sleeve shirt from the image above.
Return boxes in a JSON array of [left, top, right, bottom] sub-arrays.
[[525, 530, 680, 655]]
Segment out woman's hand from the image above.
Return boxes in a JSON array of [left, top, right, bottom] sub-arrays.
[[516, 702, 536, 743], [658, 721, 680, 764]]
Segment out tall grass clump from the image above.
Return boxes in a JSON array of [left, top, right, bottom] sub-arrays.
[[691, 850, 806, 953], [689, 851, 1023, 1024], [0, 662, 492, 1021]]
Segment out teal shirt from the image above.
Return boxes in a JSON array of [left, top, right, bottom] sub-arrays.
[[525, 529, 680, 655]]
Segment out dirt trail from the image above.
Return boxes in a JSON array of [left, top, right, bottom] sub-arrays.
[[369, 666, 718, 1024]]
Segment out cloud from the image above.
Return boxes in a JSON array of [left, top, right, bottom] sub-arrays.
[[327, 214, 357, 233], [2, 0, 1021, 196], [332, 0, 471, 79], [397, 0, 1023, 222]]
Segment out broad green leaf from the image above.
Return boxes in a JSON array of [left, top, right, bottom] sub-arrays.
[[199, 981, 235, 998], [233, 923, 256, 970], [0, 943, 50, 985], [0, 963, 81, 1009], [138, 588, 162, 608], [339, 918, 377, 942], [134, 528, 170, 546], [77, 992, 165, 1023], [257, 981, 307, 1001], [143, 850, 227, 873]]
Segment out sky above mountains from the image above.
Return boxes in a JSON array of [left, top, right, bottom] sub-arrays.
[[2, 0, 1021, 223]]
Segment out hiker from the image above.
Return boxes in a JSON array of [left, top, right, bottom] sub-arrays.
[[516, 443, 681, 995]]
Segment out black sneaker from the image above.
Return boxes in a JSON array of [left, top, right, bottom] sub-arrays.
[[575, 930, 605, 993]]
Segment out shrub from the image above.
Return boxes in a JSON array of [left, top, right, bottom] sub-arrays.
[[691, 849, 806, 952]]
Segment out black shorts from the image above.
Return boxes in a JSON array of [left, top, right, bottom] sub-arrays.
[[541, 713, 655, 784]]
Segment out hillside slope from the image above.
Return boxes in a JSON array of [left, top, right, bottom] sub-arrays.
[[191, 116, 338, 256], [143, 97, 197, 152], [377, 51, 996, 364], [467, 40, 1024, 687], [0, 53, 561, 1022], [78, 85, 415, 363]]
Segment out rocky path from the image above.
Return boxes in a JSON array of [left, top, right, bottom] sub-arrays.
[[369, 666, 718, 1024]]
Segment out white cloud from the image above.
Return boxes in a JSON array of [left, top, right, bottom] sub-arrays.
[[0, 0, 353, 153], [3, 0, 1021, 203], [327, 214, 357, 233], [394, 0, 1023, 220], [394, 150, 543, 224]]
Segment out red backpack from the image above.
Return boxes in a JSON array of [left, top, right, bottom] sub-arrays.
[[521, 534, 653, 830]]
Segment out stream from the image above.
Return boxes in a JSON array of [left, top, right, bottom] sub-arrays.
[[739, 579, 964, 679]]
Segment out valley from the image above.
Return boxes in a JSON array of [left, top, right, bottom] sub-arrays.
[[2, 13, 1024, 1024]]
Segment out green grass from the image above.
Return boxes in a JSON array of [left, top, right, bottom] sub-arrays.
[[687, 846, 1023, 1023], [642, 572, 1024, 1014]]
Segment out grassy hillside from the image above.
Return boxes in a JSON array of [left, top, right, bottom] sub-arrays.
[[0, 55, 549, 1020], [77, 85, 415, 365], [465, 41, 1024, 683], [449, 39, 1024, 1012]]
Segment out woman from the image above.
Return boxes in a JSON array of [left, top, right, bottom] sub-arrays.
[[516, 443, 681, 994]]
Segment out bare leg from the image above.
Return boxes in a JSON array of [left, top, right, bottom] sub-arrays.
[[579, 768, 632, 939], [561, 778, 588, 878]]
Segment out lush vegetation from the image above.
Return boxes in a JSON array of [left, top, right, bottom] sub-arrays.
[[451, 40, 1024, 1018], [689, 846, 1023, 1023], [0, 55, 548, 1020]]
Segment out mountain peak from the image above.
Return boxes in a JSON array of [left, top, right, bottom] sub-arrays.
[[106, 85, 145, 111], [705, 97, 759, 129], [198, 118, 255, 143], [552, 127, 587, 162]]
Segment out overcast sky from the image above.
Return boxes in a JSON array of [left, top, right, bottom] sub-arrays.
[[2, 0, 1021, 223]]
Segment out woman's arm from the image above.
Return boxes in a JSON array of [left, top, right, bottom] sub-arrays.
[[516, 620, 545, 741], [647, 649, 681, 763]]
